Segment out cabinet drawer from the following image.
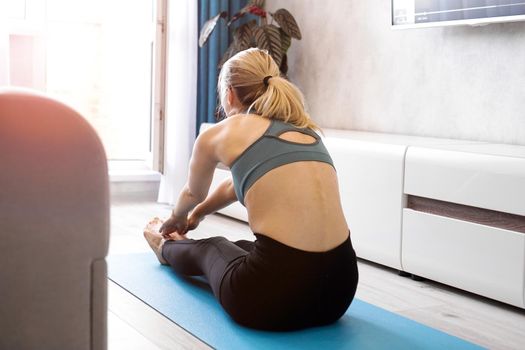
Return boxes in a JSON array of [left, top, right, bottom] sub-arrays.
[[402, 209, 525, 308], [404, 147, 525, 216]]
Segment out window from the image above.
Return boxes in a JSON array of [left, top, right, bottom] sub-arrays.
[[1, 0, 166, 168]]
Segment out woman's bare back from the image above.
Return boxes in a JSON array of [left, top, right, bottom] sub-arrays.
[[219, 115, 350, 252]]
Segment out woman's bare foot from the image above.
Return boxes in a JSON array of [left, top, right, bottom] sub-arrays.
[[143, 217, 169, 265]]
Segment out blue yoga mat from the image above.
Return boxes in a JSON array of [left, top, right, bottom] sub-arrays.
[[108, 253, 483, 350]]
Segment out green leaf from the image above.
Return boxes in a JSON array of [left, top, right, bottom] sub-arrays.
[[279, 28, 292, 54], [233, 20, 256, 51], [199, 11, 227, 47], [271, 8, 301, 40], [253, 24, 282, 68]]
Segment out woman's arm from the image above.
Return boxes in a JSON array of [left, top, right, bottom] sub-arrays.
[[190, 177, 237, 224], [160, 127, 221, 236]]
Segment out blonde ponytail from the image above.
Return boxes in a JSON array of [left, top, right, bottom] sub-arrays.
[[218, 48, 320, 131]]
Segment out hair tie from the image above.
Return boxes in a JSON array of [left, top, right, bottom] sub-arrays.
[[263, 75, 273, 86]]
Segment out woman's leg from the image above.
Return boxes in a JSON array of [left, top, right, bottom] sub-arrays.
[[161, 237, 248, 297], [143, 217, 252, 297], [233, 239, 255, 252]]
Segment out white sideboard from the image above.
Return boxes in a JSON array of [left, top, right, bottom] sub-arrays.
[[403, 144, 525, 308], [203, 123, 525, 308], [321, 130, 480, 270]]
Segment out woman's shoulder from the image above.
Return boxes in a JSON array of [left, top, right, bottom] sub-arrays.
[[224, 113, 268, 127], [209, 114, 269, 138], [197, 114, 269, 154]]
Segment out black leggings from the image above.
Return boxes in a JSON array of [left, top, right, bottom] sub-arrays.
[[162, 234, 359, 331]]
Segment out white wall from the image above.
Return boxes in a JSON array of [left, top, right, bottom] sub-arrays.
[[265, 0, 525, 145]]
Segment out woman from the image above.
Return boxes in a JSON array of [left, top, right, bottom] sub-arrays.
[[144, 48, 358, 331]]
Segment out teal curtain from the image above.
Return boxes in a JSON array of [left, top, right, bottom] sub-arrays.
[[197, 0, 247, 135]]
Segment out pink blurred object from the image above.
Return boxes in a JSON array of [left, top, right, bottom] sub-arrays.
[[0, 88, 109, 350]]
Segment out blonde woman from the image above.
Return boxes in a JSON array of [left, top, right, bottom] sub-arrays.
[[144, 48, 358, 331]]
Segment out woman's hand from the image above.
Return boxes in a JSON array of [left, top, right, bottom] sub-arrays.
[[187, 211, 204, 232], [159, 214, 188, 240]]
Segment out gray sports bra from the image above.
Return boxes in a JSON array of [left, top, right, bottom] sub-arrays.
[[230, 119, 334, 205]]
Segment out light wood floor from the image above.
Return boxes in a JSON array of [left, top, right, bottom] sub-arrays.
[[108, 199, 525, 350]]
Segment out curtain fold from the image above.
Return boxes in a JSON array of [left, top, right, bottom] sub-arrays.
[[197, 0, 247, 135], [157, 1, 198, 205]]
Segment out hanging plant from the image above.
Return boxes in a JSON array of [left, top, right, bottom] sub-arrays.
[[198, 0, 302, 75]]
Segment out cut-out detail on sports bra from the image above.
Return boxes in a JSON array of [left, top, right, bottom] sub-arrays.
[[230, 119, 334, 205], [277, 131, 317, 145]]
